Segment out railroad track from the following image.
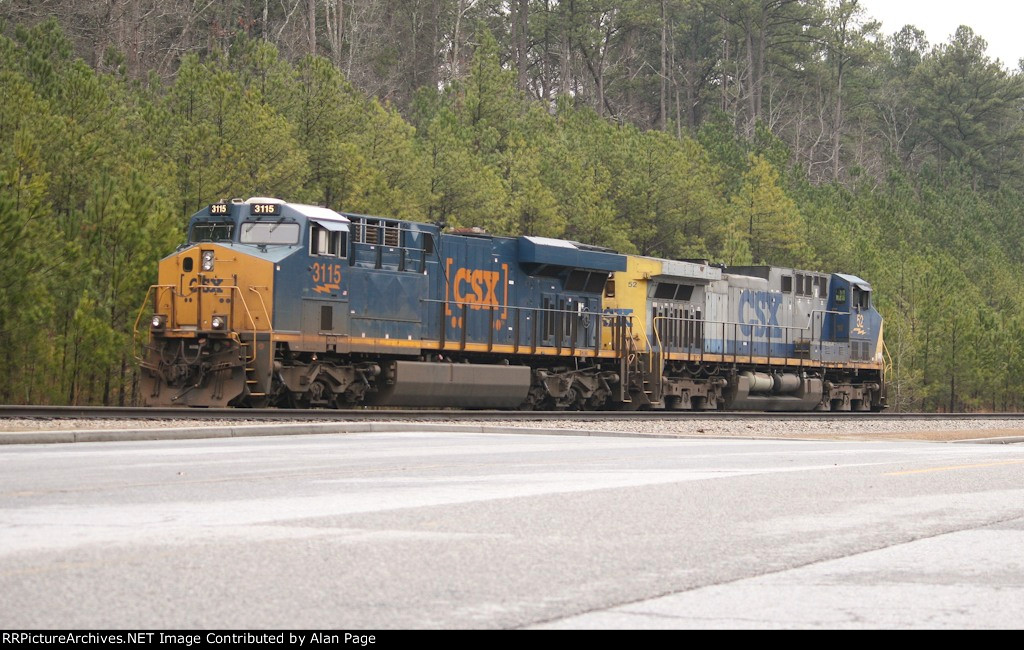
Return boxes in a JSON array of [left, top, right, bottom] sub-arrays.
[[2, 405, 1022, 422]]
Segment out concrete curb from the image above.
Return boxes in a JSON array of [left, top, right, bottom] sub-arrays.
[[0, 422, 679, 446], [949, 436, 1024, 444], [0, 422, 826, 445]]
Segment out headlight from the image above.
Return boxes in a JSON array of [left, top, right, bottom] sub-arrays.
[[151, 315, 166, 330], [201, 250, 215, 271], [211, 315, 226, 330]]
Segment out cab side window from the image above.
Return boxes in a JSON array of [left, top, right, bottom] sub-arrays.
[[855, 289, 870, 309], [310, 224, 347, 258]]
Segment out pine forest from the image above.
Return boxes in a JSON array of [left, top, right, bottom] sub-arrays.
[[1, 0, 1023, 411]]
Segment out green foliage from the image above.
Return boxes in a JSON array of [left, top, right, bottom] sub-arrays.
[[416, 97, 508, 230], [168, 53, 309, 216], [1, 17, 1024, 412], [910, 27, 1024, 188], [0, 21, 181, 405], [731, 154, 814, 266], [294, 56, 429, 217], [546, 105, 629, 252]]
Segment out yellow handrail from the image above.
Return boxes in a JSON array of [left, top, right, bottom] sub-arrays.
[[132, 283, 273, 374], [882, 338, 894, 379], [238, 285, 274, 380], [132, 284, 175, 362], [628, 315, 656, 373]]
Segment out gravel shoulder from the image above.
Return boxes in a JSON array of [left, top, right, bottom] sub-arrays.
[[1, 416, 1022, 444]]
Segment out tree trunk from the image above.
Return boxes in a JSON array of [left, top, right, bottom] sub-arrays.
[[720, 13, 729, 112], [561, 38, 571, 98], [755, 19, 765, 123], [430, 0, 440, 90], [659, 0, 667, 130], [949, 327, 957, 412], [745, 18, 755, 132], [307, 0, 316, 56], [452, 0, 464, 81], [541, 0, 552, 100], [516, 0, 529, 93], [833, 70, 843, 181], [325, 0, 344, 66], [119, 355, 128, 407]]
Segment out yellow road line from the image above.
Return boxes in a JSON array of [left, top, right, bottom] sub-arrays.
[[885, 459, 1024, 476]]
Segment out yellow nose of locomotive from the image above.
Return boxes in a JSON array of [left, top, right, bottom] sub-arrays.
[[151, 244, 273, 334], [140, 243, 275, 406]]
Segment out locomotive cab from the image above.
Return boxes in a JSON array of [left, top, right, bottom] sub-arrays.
[[824, 273, 881, 362], [139, 198, 313, 406]]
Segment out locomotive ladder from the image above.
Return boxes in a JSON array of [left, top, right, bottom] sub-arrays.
[[617, 316, 661, 406], [233, 286, 273, 401], [239, 336, 266, 398]]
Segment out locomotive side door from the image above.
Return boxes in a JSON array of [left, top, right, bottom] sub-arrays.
[[301, 220, 350, 346], [824, 275, 851, 342], [172, 249, 200, 328], [540, 291, 562, 348], [162, 246, 226, 329]]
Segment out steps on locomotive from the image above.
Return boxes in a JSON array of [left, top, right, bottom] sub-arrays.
[[240, 338, 266, 397]]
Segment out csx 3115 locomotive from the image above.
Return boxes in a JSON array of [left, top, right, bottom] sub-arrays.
[[136, 198, 885, 410]]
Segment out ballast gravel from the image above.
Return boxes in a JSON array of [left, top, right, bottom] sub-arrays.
[[1, 416, 1022, 443]]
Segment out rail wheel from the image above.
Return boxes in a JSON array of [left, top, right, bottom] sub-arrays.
[[307, 378, 337, 408]]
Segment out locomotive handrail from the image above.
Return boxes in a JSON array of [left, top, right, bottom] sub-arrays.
[[422, 298, 618, 356], [132, 282, 273, 382], [630, 316, 656, 373], [189, 283, 273, 396], [652, 310, 847, 334], [654, 314, 812, 362], [246, 286, 273, 331], [652, 308, 871, 366], [882, 338, 893, 378], [132, 284, 176, 362], [424, 298, 595, 312], [222, 285, 273, 384], [423, 297, 655, 373], [201, 284, 272, 332]]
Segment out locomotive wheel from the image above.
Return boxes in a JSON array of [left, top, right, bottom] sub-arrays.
[[308, 378, 337, 408], [563, 386, 583, 411], [518, 386, 547, 411]]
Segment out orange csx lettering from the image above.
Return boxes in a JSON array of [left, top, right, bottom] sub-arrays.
[[453, 268, 500, 308]]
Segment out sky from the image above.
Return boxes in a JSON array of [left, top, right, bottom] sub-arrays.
[[857, 0, 1024, 69]]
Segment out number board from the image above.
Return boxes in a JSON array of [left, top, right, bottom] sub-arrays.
[[250, 203, 281, 216], [209, 203, 229, 216]]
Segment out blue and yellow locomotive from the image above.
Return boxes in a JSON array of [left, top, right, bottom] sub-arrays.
[[137, 198, 885, 410]]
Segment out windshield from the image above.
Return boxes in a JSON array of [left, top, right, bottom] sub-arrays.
[[240, 221, 300, 245], [190, 220, 235, 243]]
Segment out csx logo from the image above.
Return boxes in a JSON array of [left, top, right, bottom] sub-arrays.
[[738, 289, 783, 338], [188, 276, 225, 294], [453, 268, 501, 306], [445, 258, 509, 329]]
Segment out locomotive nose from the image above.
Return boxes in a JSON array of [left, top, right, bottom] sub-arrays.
[[139, 242, 276, 407], [154, 244, 264, 334]]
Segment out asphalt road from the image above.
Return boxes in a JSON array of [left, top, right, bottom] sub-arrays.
[[1, 431, 1022, 629]]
